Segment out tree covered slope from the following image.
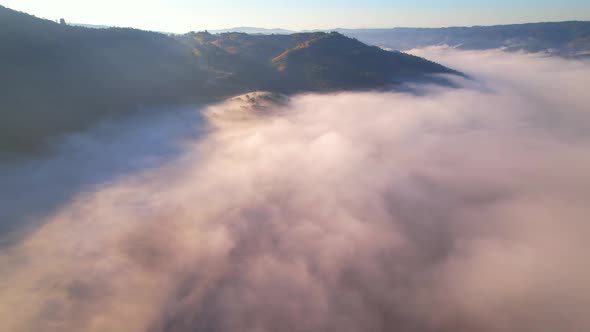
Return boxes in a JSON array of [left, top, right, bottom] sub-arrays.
[[0, 5, 458, 151]]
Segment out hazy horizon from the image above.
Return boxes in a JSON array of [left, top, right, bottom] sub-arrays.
[[2, 0, 589, 33]]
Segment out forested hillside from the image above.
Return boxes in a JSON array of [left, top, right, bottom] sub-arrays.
[[0, 5, 210, 150], [0, 5, 457, 151]]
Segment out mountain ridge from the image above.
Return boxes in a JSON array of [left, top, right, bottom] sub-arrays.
[[207, 21, 590, 57], [0, 5, 458, 151], [337, 21, 590, 56]]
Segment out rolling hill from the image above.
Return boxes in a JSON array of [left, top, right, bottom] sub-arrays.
[[0, 5, 458, 152], [270, 32, 455, 90], [209, 27, 295, 35], [0, 5, 210, 151], [211, 22, 590, 57], [177, 31, 458, 92]]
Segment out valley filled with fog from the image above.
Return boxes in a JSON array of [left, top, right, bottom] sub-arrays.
[[1, 48, 589, 332]]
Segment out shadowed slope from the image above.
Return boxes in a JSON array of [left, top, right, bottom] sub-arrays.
[[270, 32, 457, 90], [0, 5, 459, 152]]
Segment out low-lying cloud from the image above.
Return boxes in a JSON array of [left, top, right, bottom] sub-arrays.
[[1, 48, 589, 332]]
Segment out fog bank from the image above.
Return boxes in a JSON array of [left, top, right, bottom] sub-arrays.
[[1, 49, 589, 332]]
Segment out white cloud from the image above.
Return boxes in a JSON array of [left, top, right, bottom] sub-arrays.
[[1, 49, 589, 332]]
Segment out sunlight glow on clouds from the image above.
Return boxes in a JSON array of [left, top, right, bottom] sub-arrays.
[[1, 48, 589, 332]]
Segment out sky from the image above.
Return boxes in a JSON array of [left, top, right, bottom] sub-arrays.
[[1, 0, 590, 33]]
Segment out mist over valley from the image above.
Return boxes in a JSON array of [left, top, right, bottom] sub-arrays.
[[1, 2, 589, 332]]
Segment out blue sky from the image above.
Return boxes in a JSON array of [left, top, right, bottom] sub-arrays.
[[2, 0, 589, 32]]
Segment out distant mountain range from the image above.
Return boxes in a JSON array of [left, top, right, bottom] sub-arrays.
[[70, 25, 295, 35], [335, 22, 590, 57], [71, 23, 112, 29], [0, 5, 456, 151], [69, 20, 590, 57], [209, 22, 590, 57], [209, 27, 295, 35]]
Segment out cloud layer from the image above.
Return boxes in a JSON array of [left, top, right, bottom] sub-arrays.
[[1, 49, 590, 332]]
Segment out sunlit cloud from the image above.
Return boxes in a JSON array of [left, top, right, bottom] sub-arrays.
[[0, 49, 589, 332]]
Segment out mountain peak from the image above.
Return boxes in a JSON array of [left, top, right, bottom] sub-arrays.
[[269, 32, 456, 90]]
